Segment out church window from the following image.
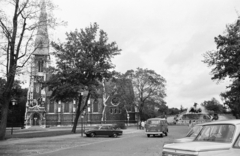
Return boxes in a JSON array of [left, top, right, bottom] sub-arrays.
[[64, 102, 69, 113], [114, 108, 117, 114], [110, 108, 113, 114], [93, 99, 98, 113], [118, 108, 122, 114], [49, 100, 54, 113], [38, 60, 44, 72]]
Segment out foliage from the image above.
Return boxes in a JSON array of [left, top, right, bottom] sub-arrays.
[[201, 97, 225, 114], [203, 18, 240, 118], [45, 23, 121, 132], [221, 80, 240, 118], [123, 68, 167, 121], [167, 107, 180, 115], [113, 122, 126, 129]]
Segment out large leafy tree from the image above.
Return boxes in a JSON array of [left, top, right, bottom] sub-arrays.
[[201, 97, 225, 114], [46, 23, 121, 133], [123, 68, 167, 121], [203, 18, 240, 118], [0, 0, 57, 140]]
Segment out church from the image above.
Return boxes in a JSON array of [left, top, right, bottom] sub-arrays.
[[24, 0, 136, 128]]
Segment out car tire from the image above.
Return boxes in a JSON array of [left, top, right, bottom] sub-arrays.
[[113, 133, 118, 138], [90, 133, 95, 137], [147, 134, 150, 137]]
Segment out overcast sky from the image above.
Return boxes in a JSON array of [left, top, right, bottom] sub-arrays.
[[48, 0, 240, 109]]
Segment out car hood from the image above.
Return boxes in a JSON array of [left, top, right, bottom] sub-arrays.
[[163, 142, 231, 152]]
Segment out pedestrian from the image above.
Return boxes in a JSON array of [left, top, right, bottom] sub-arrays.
[[138, 121, 141, 129], [141, 121, 145, 130]]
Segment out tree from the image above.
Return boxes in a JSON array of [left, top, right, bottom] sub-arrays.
[[203, 17, 240, 118], [157, 102, 168, 118], [0, 0, 58, 140], [201, 97, 224, 114], [221, 80, 240, 118], [123, 68, 167, 121], [45, 23, 121, 133]]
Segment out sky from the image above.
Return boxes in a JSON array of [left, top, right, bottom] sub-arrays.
[[46, 0, 240, 108]]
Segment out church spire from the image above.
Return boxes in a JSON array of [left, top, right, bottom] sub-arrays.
[[34, 0, 49, 55]]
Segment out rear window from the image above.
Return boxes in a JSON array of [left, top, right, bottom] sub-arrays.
[[147, 120, 160, 124]]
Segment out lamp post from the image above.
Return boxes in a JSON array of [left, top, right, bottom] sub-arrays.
[[81, 114, 84, 137], [11, 98, 17, 135]]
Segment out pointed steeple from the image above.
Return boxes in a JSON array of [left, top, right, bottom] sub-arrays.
[[34, 0, 49, 55]]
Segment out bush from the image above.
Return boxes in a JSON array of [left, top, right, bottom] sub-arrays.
[[113, 122, 126, 129]]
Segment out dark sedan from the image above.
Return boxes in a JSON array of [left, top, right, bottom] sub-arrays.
[[84, 125, 123, 137]]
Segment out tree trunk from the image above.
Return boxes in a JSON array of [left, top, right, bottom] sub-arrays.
[[0, 91, 11, 140], [72, 94, 83, 133]]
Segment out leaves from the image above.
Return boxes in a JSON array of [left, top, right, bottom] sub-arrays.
[[46, 23, 121, 101]]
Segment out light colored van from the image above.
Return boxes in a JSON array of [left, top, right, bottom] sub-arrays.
[[145, 118, 168, 137]]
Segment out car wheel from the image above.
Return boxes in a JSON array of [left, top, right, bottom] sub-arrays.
[[147, 134, 150, 137], [113, 133, 118, 138], [90, 133, 95, 137], [160, 134, 163, 137]]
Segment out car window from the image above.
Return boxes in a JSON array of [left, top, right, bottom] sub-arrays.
[[147, 120, 160, 124], [233, 133, 240, 148], [195, 124, 235, 143], [186, 125, 202, 137], [101, 126, 109, 130], [94, 126, 100, 129]]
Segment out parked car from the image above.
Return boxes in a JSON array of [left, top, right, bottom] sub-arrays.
[[84, 125, 123, 137], [173, 124, 203, 143], [145, 118, 168, 137], [162, 120, 240, 156]]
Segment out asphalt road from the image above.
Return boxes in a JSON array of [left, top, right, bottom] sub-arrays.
[[0, 126, 189, 156]]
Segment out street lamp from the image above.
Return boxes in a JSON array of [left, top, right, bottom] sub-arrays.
[[11, 98, 17, 135]]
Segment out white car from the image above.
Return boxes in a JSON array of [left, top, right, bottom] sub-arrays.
[[162, 120, 240, 156]]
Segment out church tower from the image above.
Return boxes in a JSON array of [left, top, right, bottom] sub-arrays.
[[25, 0, 50, 128]]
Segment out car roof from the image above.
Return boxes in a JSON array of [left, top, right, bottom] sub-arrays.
[[201, 119, 240, 126]]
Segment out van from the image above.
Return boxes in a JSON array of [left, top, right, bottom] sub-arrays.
[[145, 118, 168, 137]]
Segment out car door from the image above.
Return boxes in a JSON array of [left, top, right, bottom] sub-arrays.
[[99, 126, 108, 135]]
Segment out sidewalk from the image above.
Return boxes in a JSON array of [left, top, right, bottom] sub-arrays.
[[1, 125, 140, 146]]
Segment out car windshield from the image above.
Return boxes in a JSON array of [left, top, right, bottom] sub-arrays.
[[186, 125, 202, 137], [195, 124, 235, 143]]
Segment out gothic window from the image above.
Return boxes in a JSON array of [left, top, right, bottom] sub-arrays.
[[110, 108, 113, 114], [93, 99, 98, 113], [49, 100, 54, 113], [114, 108, 117, 114], [38, 60, 44, 72], [64, 102, 69, 113], [118, 108, 122, 114]]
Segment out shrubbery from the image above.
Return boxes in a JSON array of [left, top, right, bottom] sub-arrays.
[[113, 122, 126, 129]]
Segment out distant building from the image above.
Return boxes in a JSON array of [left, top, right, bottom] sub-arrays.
[[24, 0, 136, 128]]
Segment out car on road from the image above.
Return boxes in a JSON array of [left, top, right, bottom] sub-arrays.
[[84, 125, 123, 137], [145, 118, 168, 137], [162, 120, 240, 156]]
